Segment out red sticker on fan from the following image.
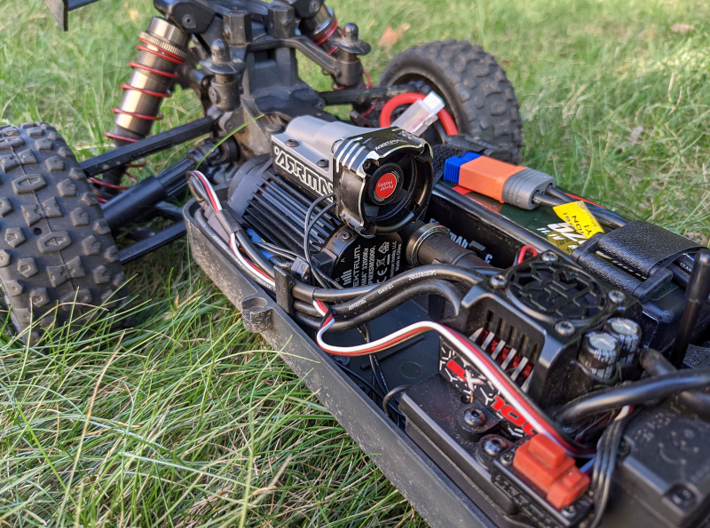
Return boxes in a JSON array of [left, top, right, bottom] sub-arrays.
[[375, 173, 398, 200]]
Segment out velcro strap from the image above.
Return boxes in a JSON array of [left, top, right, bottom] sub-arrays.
[[597, 220, 702, 276]]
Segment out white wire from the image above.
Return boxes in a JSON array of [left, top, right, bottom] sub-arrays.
[[191, 170, 276, 290], [316, 316, 580, 454]]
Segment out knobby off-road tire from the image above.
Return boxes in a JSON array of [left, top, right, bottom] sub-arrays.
[[0, 122, 128, 342], [380, 40, 523, 163]]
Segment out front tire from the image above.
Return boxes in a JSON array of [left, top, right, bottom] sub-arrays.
[[380, 40, 523, 163], [0, 122, 129, 341]]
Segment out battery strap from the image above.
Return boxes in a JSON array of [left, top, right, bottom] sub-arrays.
[[597, 220, 702, 277]]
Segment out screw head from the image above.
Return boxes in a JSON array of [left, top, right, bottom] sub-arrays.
[[671, 487, 696, 508], [608, 290, 626, 304], [182, 14, 196, 28], [541, 250, 558, 262], [340, 230, 353, 241], [555, 320, 575, 337], [500, 451, 514, 466], [482, 436, 505, 457], [561, 505, 577, 518], [208, 86, 220, 104], [317, 159, 329, 168], [285, 139, 299, 148], [463, 409, 486, 428], [489, 274, 507, 289]]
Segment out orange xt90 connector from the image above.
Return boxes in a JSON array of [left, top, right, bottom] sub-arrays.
[[458, 156, 525, 203]]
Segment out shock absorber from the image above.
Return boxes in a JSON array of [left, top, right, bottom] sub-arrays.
[[107, 17, 189, 145], [301, 3, 341, 55]]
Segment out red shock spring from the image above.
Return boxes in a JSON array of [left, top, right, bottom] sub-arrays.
[[104, 36, 186, 145]]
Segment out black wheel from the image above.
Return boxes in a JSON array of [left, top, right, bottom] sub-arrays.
[[0, 122, 129, 341], [380, 40, 523, 163]]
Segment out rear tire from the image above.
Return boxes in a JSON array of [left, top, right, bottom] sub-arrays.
[[380, 40, 523, 163], [0, 122, 129, 341]]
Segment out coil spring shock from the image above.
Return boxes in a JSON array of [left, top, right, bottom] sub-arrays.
[[97, 18, 189, 193], [108, 17, 188, 144]]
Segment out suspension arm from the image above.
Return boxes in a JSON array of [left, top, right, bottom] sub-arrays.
[[80, 115, 215, 177], [318, 82, 421, 106]]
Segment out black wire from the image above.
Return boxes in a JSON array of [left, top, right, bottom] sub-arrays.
[[554, 369, 710, 425], [293, 300, 320, 317], [534, 193, 626, 229], [335, 363, 403, 421], [545, 186, 574, 203], [589, 413, 632, 528], [303, 194, 335, 288], [337, 364, 385, 399], [322, 265, 482, 310], [328, 280, 463, 332], [253, 241, 299, 260], [235, 230, 275, 279], [383, 385, 409, 420], [370, 354, 389, 394]]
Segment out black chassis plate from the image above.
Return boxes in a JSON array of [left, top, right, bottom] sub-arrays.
[[184, 199, 497, 528]]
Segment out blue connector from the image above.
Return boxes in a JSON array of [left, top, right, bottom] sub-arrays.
[[443, 152, 480, 184]]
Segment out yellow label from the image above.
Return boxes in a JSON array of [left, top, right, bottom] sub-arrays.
[[552, 201, 604, 239]]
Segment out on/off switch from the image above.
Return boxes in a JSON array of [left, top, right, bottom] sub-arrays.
[[512, 434, 590, 510]]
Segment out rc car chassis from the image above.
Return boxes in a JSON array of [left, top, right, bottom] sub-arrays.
[[3, 1, 710, 526]]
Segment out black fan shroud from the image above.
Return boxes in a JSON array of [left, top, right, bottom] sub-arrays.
[[507, 261, 608, 321]]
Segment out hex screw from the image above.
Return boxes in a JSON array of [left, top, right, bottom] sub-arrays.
[[555, 320, 575, 337], [285, 139, 299, 147], [608, 290, 626, 304], [483, 436, 505, 457], [541, 251, 558, 262], [317, 159, 329, 168], [561, 505, 577, 518], [500, 451, 514, 466], [464, 409, 486, 427], [490, 274, 507, 289], [340, 231, 353, 241], [671, 487, 696, 508]]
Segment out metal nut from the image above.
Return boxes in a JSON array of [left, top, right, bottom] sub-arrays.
[[555, 320, 575, 337]]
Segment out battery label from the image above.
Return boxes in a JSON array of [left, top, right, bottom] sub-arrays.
[[552, 201, 603, 239]]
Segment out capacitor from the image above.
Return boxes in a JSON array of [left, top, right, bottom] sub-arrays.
[[603, 318, 642, 364], [579, 332, 620, 380]]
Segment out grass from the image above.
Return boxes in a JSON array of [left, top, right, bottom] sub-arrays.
[[0, 0, 709, 525]]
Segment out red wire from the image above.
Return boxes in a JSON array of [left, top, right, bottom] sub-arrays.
[[363, 70, 372, 89], [89, 177, 130, 191], [565, 192, 604, 209], [379, 92, 459, 135], [516, 245, 539, 265]]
